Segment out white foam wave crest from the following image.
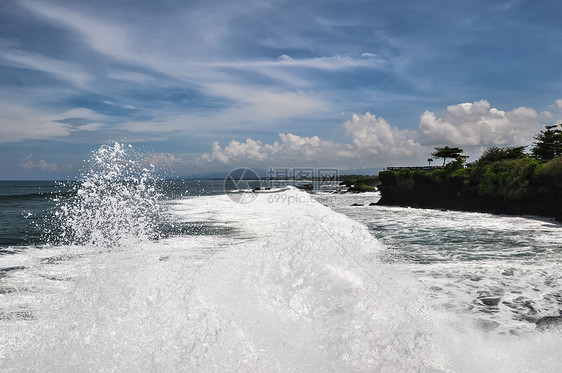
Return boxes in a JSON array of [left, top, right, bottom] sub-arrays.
[[54, 142, 160, 247], [1, 188, 562, 372]]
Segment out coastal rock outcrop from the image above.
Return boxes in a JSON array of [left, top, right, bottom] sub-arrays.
[[377, 165, 562, 221], [536, 315, 562, 331]]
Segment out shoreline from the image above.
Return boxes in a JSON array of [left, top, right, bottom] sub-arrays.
[[376, 191, 562, 223]]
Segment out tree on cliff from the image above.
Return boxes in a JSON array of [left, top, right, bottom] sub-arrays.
[[531, 124, 562, 161], [431, 146, 465, 166], [478, 146, 526, 164]]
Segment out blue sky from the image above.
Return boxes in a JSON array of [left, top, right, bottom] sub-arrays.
[[1, 0, 561, 179]]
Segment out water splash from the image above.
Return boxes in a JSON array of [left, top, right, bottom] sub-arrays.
[[55, 142, 161, 247]]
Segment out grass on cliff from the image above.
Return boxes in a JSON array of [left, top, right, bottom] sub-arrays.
[[379, 154, 562, 202]]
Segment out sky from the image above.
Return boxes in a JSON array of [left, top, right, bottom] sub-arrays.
[[1, 0, 562, 179]]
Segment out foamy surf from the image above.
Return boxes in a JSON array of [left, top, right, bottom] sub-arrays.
[[0, 188, 434, 371], [1, 144, 561, 372], [1, 188, 560, 372]]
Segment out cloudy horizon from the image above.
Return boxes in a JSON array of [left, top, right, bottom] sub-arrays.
[[1, 0, 561, 179]]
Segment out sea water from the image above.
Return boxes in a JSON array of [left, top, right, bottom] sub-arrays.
[[0, 143, 561, 372]]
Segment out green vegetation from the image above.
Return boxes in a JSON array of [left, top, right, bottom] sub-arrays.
[[473, 157, 539, 200], [431, 146, 467, 166], [339, 175, 379, 192], [477, 146, 526, 164], [378, 124, 562, 219], [531, 124, 562, 161]]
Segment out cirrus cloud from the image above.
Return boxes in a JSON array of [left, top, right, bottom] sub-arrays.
[[0, 101, 71, 143]]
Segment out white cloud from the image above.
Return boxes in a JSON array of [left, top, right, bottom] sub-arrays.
[[106, 70, 158, 84], [76, 123, 104, 132], [205, 84, 327, 124], [22, 1, 135, 64], [0, 101, 71, 143], [344, 112, 423, 158], [120, 86, 328, 135], [60, 107, 107, 121], [0, 101, 111, 143], [103, 100, 136, 110], [20, 154, 58, 172], [0, 50, 92, 87], [198, 135, 354, 167], [419, 100, 540, 147], [120, 116, 212, 134], [202, 54, 385, 88], [198, 112, 424, 168], [197, 101, 547, 170], [541, 111, 553, 119], [556, 99, 562, 110], [211, 54, 383, 71], [144, 153, 183, 168]]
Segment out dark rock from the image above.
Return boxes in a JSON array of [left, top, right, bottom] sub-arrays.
[[296, 183, 313, 190], [536, 315, 562, 331], [350, 203, 363, 206], [377, 169, 562, 222], [369, 202, 377, 206], [501, 268, 515, 276], [479, 296, 502, 307]]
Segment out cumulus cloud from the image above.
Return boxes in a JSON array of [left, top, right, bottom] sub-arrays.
[[145, 153, 182, 167], [344, 112, 423, 158], [556, 99, 562, 110], [198, 135, 354, 167], [198, 112, 424, 168], [419, 100, 540, 147], [198, 100, 547, 170], [20, 155, 58, 172]]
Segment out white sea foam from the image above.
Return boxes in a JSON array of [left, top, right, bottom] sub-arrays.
[[1, 145, 561, 371], [1, 188, 561, 371], [54, 142, 160, 247], [329, 192, 562, 337]]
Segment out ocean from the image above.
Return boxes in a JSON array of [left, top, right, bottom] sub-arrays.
[[1, 143, 561, 372]]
